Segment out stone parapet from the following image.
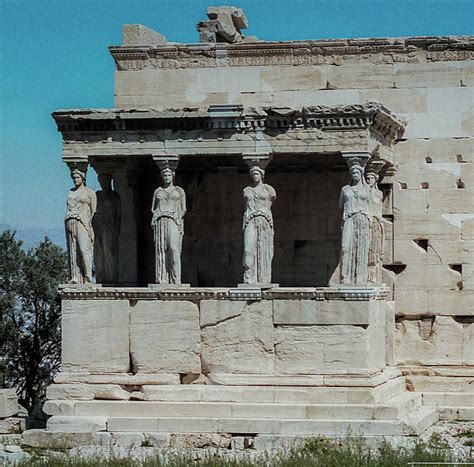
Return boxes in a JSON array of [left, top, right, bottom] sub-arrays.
[[108, 36, 474, 71]]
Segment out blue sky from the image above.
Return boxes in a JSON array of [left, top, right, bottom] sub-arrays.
[[1, 0, 473, 230]]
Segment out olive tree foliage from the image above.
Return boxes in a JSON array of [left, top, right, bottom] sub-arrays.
[[0, 230, 67, 411]]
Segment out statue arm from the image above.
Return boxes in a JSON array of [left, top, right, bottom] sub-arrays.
[[179, 188, 187, 218], [89, 190, 97, 219], [151, 190, 158, 224], [267, 185, 277, 201], [338, 188, 345, 210]]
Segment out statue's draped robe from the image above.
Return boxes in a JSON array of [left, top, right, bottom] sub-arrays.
[[93, 190, 121, 284], [65, 186, 96, 284], [152, 186, 186, 284], [367, 186, 384, 284], [339, 183, 370, 285], [243, 183, 276, 284]]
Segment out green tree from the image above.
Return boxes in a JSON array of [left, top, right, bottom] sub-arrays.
[[0, 230, 67, 411]]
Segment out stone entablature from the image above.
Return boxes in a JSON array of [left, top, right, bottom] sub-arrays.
[[59, 285, 390, 301], [53, 103, 405, 138], [109, 36, 474, 70], [52, 103, 405, 181]]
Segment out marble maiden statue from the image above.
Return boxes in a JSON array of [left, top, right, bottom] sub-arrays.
[[339, 163, 370, 285], [92, 174, 121, 284], [65, 168, 97, 284], [242, 165, 276, 284], [151, 166, 186, 284], [365, 171, 385, 284]]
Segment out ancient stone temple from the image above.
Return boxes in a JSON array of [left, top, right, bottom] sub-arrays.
[[24, 7, 473, 449]]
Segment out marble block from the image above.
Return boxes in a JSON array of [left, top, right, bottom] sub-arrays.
[[201, 300, 274, 374], [61, 300, 130, 373], [130, 300, 201, 373], [0, 389, 18, 418]]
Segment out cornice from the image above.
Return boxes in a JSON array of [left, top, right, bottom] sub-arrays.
[[108, 36, 474, 70], [52, 102, 406, 145], [59, 285, 390, 301]]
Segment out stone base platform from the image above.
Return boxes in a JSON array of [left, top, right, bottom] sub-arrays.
[[25, 368, 440, 447], [26, 285, 444, 448]]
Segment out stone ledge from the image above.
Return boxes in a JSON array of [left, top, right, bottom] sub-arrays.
[[207, 367, 400, 387], [54, 373, 180, 385], [59, 285, 391, 301]]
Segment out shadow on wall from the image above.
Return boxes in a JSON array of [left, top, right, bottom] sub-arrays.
[[135, 163, 347, 287]]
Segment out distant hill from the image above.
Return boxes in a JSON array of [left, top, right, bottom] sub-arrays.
[[0, 223, 66, 250]]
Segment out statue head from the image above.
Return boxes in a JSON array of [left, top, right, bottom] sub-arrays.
[[160, 167, 175, 185], [71, 168, 86, 187], [98, 174, 112, 191], [365, 171, 379, 187], [250, 166, 265, 184], [350, 164, 364, 184]]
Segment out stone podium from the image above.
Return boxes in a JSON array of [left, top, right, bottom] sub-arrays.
[[41, 285, 438, 445], [22, 5, 474, 449]]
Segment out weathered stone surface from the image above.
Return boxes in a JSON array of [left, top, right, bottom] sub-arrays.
[[273, 300, 378, 325], [395, 290, 429, 314], [461, 63, 474, 86], [123, 24, 166, 46], [111, 432, 144, 447], [406, 375, 474, 393], [130, 301, 200, 373], [54, 372, 180, 385], [143, 432, 171, 447], [395, 316, 473, 366], [428, 290, 474, 316], [62, 299, 130, 373], [261, 66, 327, 92], [328, 65, 394, 89], [21, 429, 112, 448], [207, 373, 325, 386], [42, 400, 75, 416], [201, 300, 274, 374], [0, 390, 18, 418], [359, 88, 427, 113], [170, 432, 231, 449], [47, 384, 94, 401], [46, 384, 131, 401], [275, 322, 385, 375], [47, 415, 107, 432], [394, 63, 462, 88], [0, 418, 24, 434]]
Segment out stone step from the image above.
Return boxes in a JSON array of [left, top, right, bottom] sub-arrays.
[[102, 406, 437, 436], [438, 407, 474, 421], [406, 376, 474, 393], [140, 377, 406, 405], [48, 391, 420, 421], [422, 392, 474, 407]]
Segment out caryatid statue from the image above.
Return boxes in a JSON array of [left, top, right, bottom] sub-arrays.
[[92, 173, 121, 284], [365, 169, 385, 284], [151, 160, 186, 284], [242, 163, 276, 284], [65, 166, 97, 284], [339, 155, 371, 285]]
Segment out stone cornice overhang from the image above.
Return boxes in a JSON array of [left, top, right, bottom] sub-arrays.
[[52, 102, 405, 141], [52, 103, 406, 181], [108, 35, 474, 70]]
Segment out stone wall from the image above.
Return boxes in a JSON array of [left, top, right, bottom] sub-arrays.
[[61, 295, 391, 378], [112, 38, 473, 369]]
